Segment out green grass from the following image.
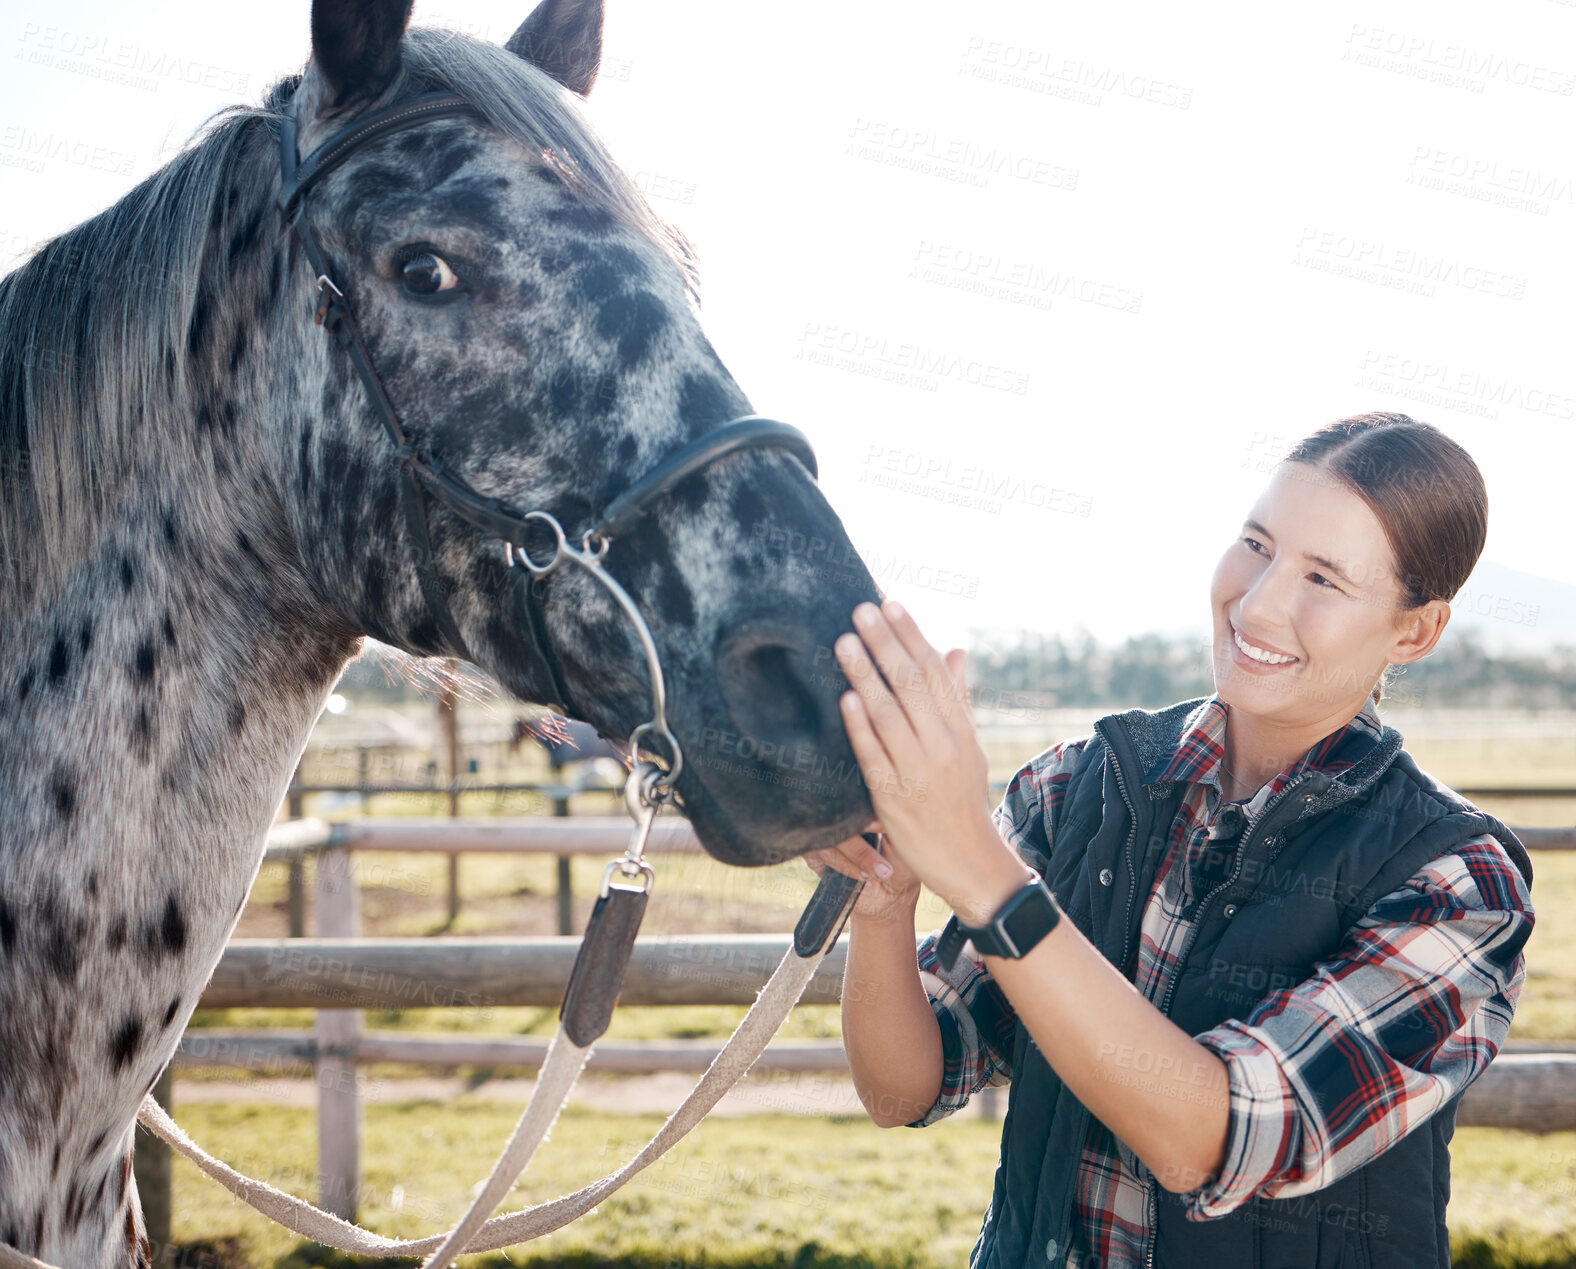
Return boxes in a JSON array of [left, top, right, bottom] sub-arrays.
[[169, 1102, 998, 1269], [164, 1105, 1576, 1269]]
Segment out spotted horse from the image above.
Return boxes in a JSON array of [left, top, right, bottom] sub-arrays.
[[0, 0, 884, 1263]]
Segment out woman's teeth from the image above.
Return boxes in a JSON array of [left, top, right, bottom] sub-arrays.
[[1234, 629, 1298, 665]]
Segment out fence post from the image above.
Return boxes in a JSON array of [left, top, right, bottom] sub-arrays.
[[133, 1063, 174, 1265], [554, 793, 573, 935], [315, 843, 362, 1220], [440, 664, 462, 924], [287, 761, 306, 938]]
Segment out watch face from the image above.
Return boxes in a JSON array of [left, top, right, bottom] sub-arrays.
[[999, 881, 1058, 956]]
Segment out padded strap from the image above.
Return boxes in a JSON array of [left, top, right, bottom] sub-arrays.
[[560, 883, 649, 1046], [792, 833, 874, 957]]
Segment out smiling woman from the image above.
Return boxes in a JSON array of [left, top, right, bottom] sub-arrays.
[[1208, 412, 1489, 800], [810, 411, 1535, 1268]]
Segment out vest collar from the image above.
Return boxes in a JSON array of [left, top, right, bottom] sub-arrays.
[[1095, 693, 1407, 824]]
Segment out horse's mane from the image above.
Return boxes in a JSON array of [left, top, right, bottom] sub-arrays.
[[0, 27, 699, 605]]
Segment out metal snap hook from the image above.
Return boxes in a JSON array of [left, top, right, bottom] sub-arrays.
[[599, 857, 656, 897]]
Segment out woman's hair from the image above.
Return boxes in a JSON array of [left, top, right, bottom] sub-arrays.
[[1278, 412, 1488, 704]]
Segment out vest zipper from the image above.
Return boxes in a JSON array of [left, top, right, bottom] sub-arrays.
[[1099, 732, 1143, 975], [1140, 771, 1313, 1269]]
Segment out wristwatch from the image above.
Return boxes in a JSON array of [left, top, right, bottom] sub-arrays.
[[936, 872, 1061, 970]]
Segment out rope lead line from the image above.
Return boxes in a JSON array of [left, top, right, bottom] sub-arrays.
[[129, 947, 825, 1260]]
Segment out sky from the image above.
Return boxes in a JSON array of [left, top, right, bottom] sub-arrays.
[[2, 0, 1571, 656]]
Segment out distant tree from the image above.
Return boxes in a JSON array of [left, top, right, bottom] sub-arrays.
[[964, 628, 1576, 710]]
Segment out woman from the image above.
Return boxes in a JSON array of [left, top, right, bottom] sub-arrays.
[[808, 412, 1535, 1268]]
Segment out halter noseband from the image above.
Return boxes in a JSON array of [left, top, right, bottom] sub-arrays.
[[277, 90, 818, 793]]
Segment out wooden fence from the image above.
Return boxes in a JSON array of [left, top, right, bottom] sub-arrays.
[[141, 813, 1576, 1227], [267, 786, 1576, 935]]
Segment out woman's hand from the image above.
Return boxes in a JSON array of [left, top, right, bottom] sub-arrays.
[[803, 824, 921, 923], [833, 600, 1030, 922]]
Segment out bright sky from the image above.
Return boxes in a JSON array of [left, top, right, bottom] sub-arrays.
[[2, 0, 1570, 655]]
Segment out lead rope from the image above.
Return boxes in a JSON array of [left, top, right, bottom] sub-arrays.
[[130, 944, 829, 1260]]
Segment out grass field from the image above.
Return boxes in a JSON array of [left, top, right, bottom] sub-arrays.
[[168, 718, 1576, 1266], [162, 1104, 1576, 1269]]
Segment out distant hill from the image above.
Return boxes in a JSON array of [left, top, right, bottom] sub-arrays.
[[1448, 559, 1575, 654]]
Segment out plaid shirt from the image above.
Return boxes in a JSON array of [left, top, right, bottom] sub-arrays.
[[910, 694, 1534, 1267]]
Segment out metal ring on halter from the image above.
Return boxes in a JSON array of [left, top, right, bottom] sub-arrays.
[[514, 510, 570, 576], [628, 720, 683, 793]]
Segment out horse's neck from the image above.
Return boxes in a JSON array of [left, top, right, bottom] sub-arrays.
[[0, 468, 358, 1263], [1, 463, 356, 853]]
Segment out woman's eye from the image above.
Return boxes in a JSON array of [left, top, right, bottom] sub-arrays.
[[1309, 572, 1339, 590], [1242, 536, 1267, 555], [401, 252, 461, 295]]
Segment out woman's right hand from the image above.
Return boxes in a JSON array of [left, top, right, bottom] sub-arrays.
[[804, 823, 921, 923]]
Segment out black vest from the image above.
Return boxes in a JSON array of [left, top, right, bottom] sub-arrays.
[[971, 697, 1534, 1269]]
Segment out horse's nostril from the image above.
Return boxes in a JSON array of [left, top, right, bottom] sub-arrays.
[[745, 644, 820, 736], [716, 625, 830, 756]]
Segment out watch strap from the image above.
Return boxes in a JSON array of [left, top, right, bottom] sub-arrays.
[[935, 914, 968, 972]]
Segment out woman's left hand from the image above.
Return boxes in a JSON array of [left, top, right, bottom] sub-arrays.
[[833, 599, 1026, 913]]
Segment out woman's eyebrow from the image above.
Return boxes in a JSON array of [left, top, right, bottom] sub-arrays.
[[1306, 552, 1361, 585], [1244, 519, 1361, 585]]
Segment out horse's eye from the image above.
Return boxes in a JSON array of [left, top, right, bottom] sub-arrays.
[[402, 252, 460, 295]]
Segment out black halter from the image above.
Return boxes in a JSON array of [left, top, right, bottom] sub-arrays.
[[277, 90, 818, 717]]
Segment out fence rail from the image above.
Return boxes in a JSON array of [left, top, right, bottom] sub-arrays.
[[169, 1026, 1576, 1137], [262, 816, 1576, 863], [176, 1029, 850, 1074], [201, 934, 844, 1010], [258, 816, 1576, 939]]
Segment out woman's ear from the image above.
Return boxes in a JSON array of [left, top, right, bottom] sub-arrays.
[[1387, 598, 1451, 666]]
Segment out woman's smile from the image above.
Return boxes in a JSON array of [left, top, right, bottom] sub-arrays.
[[1227, 620, 1301, 672]]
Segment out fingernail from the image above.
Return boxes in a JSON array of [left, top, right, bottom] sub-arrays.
[[885, 600, 905, 621], [853, 604, 877, 627], [873, 859, 894, 879]]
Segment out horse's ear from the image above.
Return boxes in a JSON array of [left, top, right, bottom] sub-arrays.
[[505, 0, 604, 96], [308, 0, 415, 110]]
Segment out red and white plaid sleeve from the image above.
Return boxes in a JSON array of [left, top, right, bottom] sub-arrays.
[[1182, 833, 1534, 1219]]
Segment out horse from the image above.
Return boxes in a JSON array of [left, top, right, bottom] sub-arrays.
[[0, 0, 882, 1262]]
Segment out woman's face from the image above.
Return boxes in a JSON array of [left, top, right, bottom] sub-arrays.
[[1208, 462, 1445, 726]]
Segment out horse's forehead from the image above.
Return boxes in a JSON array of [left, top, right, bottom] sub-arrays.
[[324, 121, 556, 236]]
